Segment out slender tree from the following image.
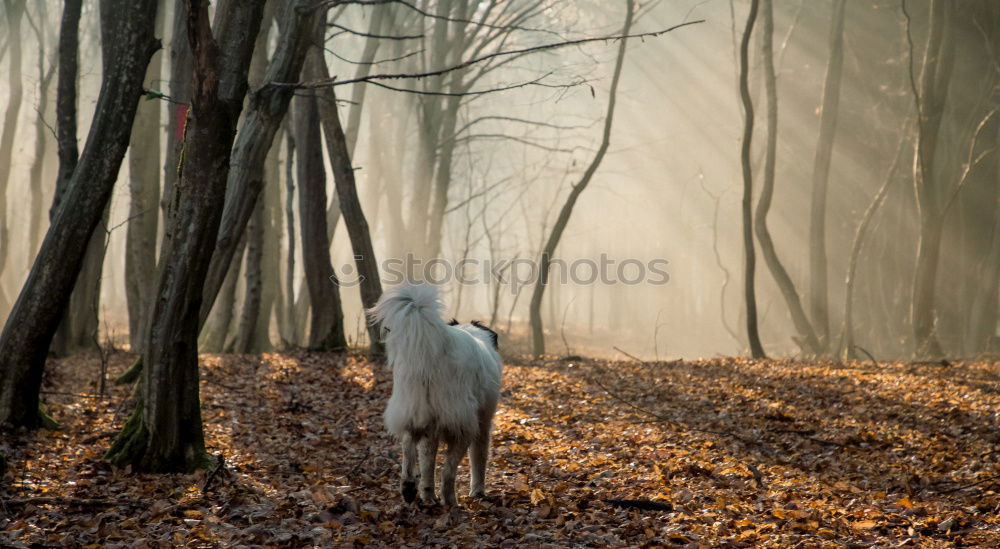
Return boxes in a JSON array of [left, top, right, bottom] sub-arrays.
[[738, 0, 766, 359], [105, 0, 267, 472], [0, 0, 159, 429], [529, 0, 634, 355], [807, 0, 847, 351], [305, 48, 384, 351], [754, 0, 820, 355], [294, 92, 347, 350]]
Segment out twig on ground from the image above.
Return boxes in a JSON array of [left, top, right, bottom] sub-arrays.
[[612, 346, 643, 362], [346, 448, 370, 478], [934, 474, 1000, 494], [202, 453, 227, 495], [853, 345, 879, 368], [746, 463, 765, 488], [603, 498, 673, 512]]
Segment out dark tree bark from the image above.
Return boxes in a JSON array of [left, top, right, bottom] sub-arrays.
[[105, 0, 266, 472], [754, 0, 820, 356], [0, 0, 159, 429], [807, 0, 847, 351], [529, 0, 633, 355], [0, 0, 26, 314], [52, 0, 81, 216], [738, 0, 766, 359], [305, 49, 384, 351], [199, 0, 324, 327], [47, 0, 83, 357], [294, 93, 346, 350]]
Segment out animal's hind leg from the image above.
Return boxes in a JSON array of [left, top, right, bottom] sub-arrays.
[[469, 416, 492, 498], [400, 432, 418, 503], [417, 435, 438, 503], [441, 439, 470, 506]]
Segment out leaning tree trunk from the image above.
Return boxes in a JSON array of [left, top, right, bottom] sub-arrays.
[[105, 0, 266, 472], [199, 0, 324, 327], [306, 48, 384, 351], [737, 0, 766, 359], [126, 6, 165, 352], [529, 0, 634, 355], [0, 0, 158, 430], [294, 93, 347, 350], [0, 0, 26, 314], [807, 0, 846, 352], [754, 0, 820, 356], [48, 0, 83, 357]]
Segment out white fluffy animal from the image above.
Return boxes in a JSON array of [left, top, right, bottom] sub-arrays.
[[368, 284, 503, 505]]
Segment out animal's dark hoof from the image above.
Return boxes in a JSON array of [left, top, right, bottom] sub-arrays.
[[401, 481, 417, 503]]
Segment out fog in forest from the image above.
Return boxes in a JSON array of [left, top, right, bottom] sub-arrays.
[[0, 0, 997, 361]]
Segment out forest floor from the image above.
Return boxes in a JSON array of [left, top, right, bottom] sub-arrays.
[[2, 351, 1000, 548]]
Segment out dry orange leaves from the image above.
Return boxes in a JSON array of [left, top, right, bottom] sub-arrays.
[[2, 351, 999, 547]]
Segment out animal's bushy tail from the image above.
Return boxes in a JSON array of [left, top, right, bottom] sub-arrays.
[[368, 284, 448, 365]]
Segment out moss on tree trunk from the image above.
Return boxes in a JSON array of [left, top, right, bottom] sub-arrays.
[[105, 400, 212, 473], [115, 355, 143, 385]]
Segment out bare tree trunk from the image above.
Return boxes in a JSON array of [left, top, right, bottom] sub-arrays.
[[0, 0, 26, 314], [0, 0, 158, 430], [754, 0, 819, 356], [255, 135, 281, 351], [105, 0, 266, 472], [738, 0, 766, 359], [807, 0, 846, 351], [161, 0, 192, 221], [280, 126, 298, 346], [126, 6, 165, 352], [199, 0, 324, 326], [529, 0, 633, 355], [343, 6, 386, 157], [295, 92, 347, 350], [910, 0, 955, 357], [306, 49, 384, 351], [48, 0, 83, 357], [234, 202, 264, 353]]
